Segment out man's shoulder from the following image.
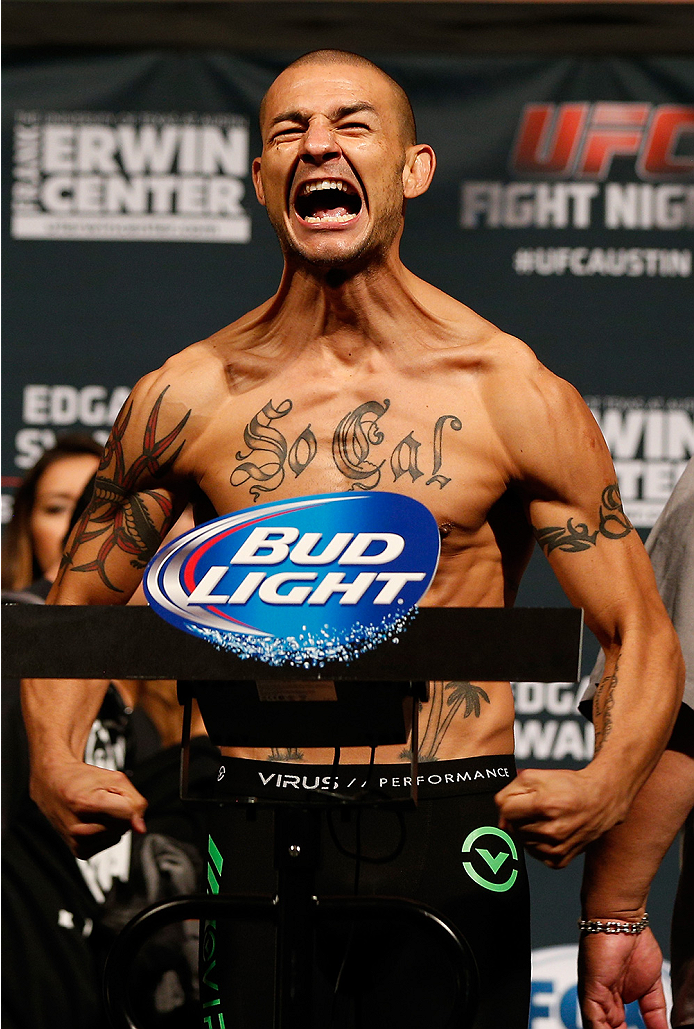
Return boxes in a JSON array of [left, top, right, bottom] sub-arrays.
[[409, 275, 547, 370], [448, 314, 578, 409], [428, 307, 602, 473], [413, 281, 616, 490], [409, 274, 499, 344], [132, 322, 250, 410], [408, 273, 584, 400], [481, 342, 608, 483]]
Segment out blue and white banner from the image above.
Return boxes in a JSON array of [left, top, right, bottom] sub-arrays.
[[144, 491, 440, 666]]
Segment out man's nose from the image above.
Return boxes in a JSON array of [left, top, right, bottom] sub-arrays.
[[300, 121, 340, 164]]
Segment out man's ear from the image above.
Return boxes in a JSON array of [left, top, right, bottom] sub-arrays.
[[402, 145, 436, 199], [252, 156, 266, 206]]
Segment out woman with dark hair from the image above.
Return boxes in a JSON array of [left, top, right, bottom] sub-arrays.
[[1, 434, 102, 592]]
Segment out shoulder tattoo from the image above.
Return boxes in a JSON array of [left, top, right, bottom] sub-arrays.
[[61, 386, 190, 592]]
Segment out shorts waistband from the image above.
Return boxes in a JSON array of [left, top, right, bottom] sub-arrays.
[[215, 755, 516, 802]]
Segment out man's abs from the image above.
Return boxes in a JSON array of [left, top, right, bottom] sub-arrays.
[[221, 679, 515, 764]]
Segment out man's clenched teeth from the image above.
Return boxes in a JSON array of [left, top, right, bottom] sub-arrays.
[[301, 180, 353, 195], [303, 212, 357, 223], [294, 179, 362, 223]]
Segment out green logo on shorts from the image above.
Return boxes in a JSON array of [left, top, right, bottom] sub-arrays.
[[461, 826, 518, 893]]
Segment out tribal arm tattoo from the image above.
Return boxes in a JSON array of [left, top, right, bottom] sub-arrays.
[[534, 483, 633, 555], [401, 680, 491, 762], [592, 659, 618, 753], [59, 386, 190, 593]]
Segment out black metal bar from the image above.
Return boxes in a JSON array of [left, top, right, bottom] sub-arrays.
[[103, 894, 276, 1029], [103, 891, 478, 1029], [2, 605, 583, 682], [410, 689, 419, 807], [273, 809, 321, 1029]]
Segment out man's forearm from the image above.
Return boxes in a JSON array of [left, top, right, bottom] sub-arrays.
[[24, 522, 148, 774], [582, 744, 694, 918], [496, 616, 683, 868], [586, 622, 684, 817], [21, 674, 149, 858], [22, 677, 110, 772]]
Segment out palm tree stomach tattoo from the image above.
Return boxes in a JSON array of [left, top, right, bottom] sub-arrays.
[[401, 680, 491, 762]]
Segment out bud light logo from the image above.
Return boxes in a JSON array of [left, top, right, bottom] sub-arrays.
[[144, 492, 440, 667]]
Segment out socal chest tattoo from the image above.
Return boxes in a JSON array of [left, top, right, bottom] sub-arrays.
[[332, 399, 390, 489], [230, 397, 463, 501], [534, 483, 633, 555]]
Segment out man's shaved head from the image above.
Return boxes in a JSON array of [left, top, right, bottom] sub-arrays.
[[260, 50, 417, 146], [254, 47, 435, 272]]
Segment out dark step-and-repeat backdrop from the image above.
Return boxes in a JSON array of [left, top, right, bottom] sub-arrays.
[[3, 51, 693, 1027]]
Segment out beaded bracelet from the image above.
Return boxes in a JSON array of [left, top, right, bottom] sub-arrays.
[[578, 913, 649, 935]]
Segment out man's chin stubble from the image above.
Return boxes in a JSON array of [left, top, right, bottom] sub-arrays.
[[279, 226, 399, 278]]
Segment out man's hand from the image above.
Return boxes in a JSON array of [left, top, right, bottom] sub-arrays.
[[579, 929, 667, 1029], [30, 759, 147, 859], [495, 767, 626, 868]]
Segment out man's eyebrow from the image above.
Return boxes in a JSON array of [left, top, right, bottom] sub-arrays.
[[331, 103, 378, 121], [269, 102, 379, 128], [270, 109, 308, 128]]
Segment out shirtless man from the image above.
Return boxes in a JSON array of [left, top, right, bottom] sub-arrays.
[[23, 51, 683, 1028]]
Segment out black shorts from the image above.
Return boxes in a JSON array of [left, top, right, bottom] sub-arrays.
[[200, 755, 529, 1029]]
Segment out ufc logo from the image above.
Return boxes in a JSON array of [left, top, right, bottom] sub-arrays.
[[512, 103, 694, 179]]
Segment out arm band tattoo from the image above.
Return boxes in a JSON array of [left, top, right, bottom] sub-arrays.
[[535, 483, 632, 555]]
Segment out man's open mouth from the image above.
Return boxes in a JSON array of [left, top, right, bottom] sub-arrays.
[[294, 179, 362, 224]]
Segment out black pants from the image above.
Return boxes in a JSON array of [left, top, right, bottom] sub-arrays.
[[200, 756, 530, 1029]]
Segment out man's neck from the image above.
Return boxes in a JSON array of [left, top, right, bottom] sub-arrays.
[[255, 253, 432, 355]]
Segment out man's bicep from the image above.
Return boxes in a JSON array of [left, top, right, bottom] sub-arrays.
[[522, 398, 630, 565], [501, 360, 623, 552], [529, 480, 664, 649], [516, 387, 652, 641], [52, 376, 193, 604], [53, 483, 181, 604], [530, 478, 633, 567]]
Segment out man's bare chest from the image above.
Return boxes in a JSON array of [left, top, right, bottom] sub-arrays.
[[187, 379, 510, 532]]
